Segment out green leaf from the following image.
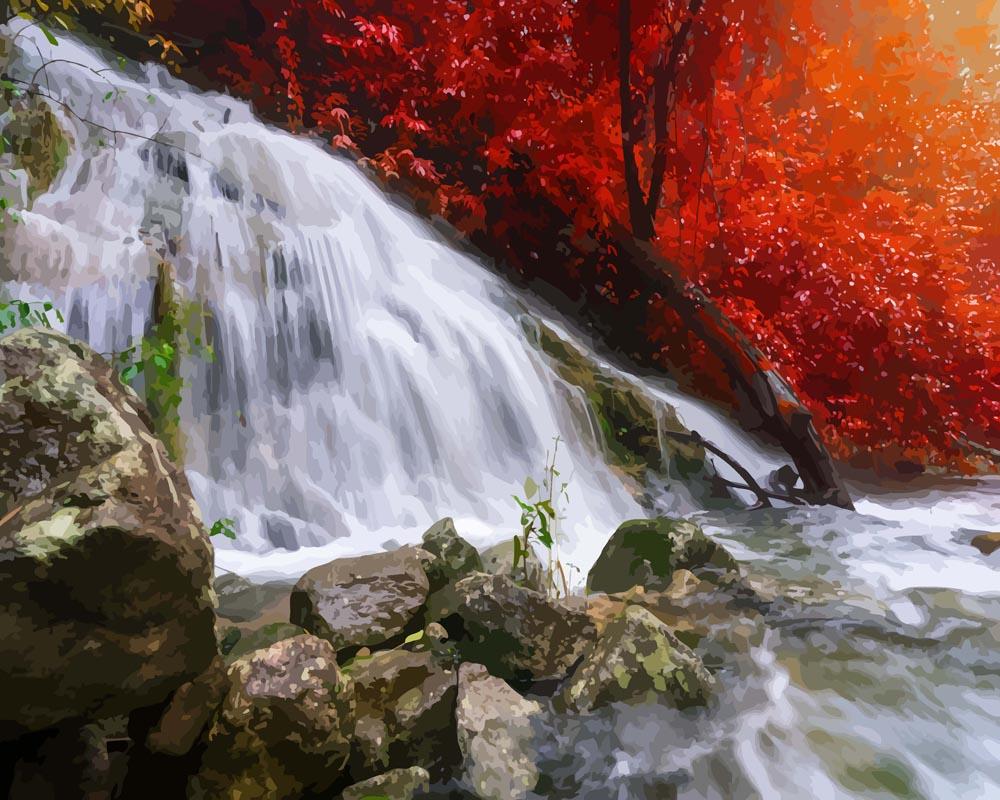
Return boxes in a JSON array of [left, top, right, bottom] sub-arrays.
[[39, 23, 58, 47], [120, 364, 140, 384], [403, 630, 424, 645], [209, 518, 237, 539], [524, 476, 538, 499], [512, 495, 533, 513], [536, 511, 553, 549], [117, 56, 127, 69], [537, 499, 556, 517], [103, 91, 114, 101]]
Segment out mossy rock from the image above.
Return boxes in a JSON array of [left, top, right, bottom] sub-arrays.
[[587, 517, 738, 595], [4, 98, 71, 198], [528, 321, 722, 497], [224, 622, 306, 663], [559, 605, 715, 712]]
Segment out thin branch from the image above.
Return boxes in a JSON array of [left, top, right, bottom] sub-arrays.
[[658, 427, 774, 508], [7, 78, 203, 160]]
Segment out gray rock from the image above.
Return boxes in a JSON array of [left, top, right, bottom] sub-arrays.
[[341, 767, 430, 800], [0, 330, 216, 740], [214, 572, 291, 623], [421, 517, 483, 590], [290, 546, 433, 656], [189, 635, 355, 800], [480, 539, 546, 594], [560, 605, 715, 712], [453, 573, 595, 683], [349, 649, 459, 778], [587, 517, 738, 595], [456, 663, 541, 800]]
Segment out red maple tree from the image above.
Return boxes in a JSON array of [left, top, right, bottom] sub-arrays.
[[160, 0, 1000, 471]]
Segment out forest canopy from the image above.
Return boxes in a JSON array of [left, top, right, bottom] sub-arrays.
[[143, 0, 999, 470]]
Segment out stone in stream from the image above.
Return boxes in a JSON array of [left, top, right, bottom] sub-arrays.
[[189, 635, 355, 800], [455, 663, 542, 800], [971, 532, 1000, 556], [290, 545, 433, 657], [452, 572, 596, 683], [0, 330, 217, 741], [340, 766, 430, 800], [348, 649, 460, 779], [560, 604, 716, 713], [587, 517, 738, 595], [213, 572, 292, 623]]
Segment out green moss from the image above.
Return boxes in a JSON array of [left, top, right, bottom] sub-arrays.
[[6, 101, 70, 198]]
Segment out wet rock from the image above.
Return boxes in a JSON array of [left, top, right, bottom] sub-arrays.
[[587, 517, 737, 595], [189, 635, 354, 800], [290, 546, 433, 657], [480, 538, 546, 594], [341, 766, 430, 800], [214, 572, 291, 623], [453, 573, 595, 683], [348, 649, 459, 779], [456, 664, 541, 800], [971, 532, 1000, 556], [421, 517, 483, 590], [0, 330, 216, 740], [560, 605, 715, 713]]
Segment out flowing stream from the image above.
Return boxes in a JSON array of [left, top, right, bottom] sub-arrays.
[[1, 23, 997, 800]]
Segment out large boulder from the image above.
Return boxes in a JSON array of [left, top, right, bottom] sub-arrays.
[[421, 517, 483, 590], [560, 605, 715, 713], [0, 329, 217, 740], [189, 635, 355, 799], [290, 546, 433, 657], [455, 663, 542, 800], [349, 648, 459, 779], [452, 573, 596, 683], [587, 517, 737, 595]]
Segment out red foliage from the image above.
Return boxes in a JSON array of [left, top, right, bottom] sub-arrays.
[[166, 0, 999, 467]]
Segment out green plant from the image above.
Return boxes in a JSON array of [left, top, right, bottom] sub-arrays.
[[512, 436, 573, 598], [0, 298, 61, 331], [208, 517, 237, 540]]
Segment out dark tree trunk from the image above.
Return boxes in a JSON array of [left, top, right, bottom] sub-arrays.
[[613, 231, 854, 509]]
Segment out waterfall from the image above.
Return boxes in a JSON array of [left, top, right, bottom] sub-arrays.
[[0, 22, 776, 579], [4, 22, 1000, 800]]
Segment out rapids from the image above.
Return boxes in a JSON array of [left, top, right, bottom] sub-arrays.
[[1, 21, 997, 800]]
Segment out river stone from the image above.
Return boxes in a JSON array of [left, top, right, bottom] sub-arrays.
[[560, 605, 716, 713], [290, 546, 433, 656], [341, 766, 431, 800], [0, 329, 216, 740], [349, 648, 459, 778], [452, 573, 596, 683], [971, 532, 1000, 556], [456, 663, 542, 800], [189, 635, 354, 800], [587, 517, 738, 595], [479, 539, 547, 595], [421, 516, 483, 590], [214, 572, 291, 623]]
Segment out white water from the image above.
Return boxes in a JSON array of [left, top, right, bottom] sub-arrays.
[[2, 24, 998, 800]]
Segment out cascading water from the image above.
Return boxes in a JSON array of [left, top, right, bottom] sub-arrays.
[[2, 23, 998, 800]]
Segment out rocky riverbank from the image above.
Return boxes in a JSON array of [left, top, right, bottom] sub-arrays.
[[0, 328, 774, 799]]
